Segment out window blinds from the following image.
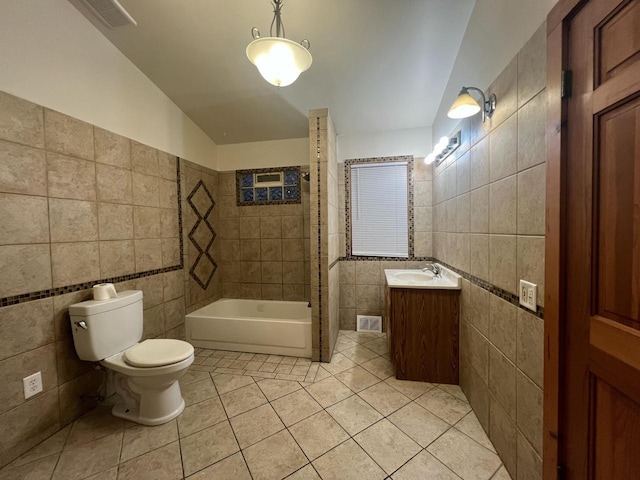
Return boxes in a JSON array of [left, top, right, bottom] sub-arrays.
[[350, 162, 409, 257]]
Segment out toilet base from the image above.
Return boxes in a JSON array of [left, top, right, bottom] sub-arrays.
[[111, 398, 185, 426]]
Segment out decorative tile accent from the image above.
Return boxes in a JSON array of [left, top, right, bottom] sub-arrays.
[[187, 180, 217, 290], [235, 167, 301, 206]]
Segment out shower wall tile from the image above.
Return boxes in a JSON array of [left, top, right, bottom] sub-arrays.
[[0, 91, 44, 148], [48, 152, 96, 201], [0, 244, 52, 296], [0, 193, 50, 244], [44, 109, 94, 161], [0, 140, 47, 196], [94, 127, 131, 169], [96, 163, 132, 204]]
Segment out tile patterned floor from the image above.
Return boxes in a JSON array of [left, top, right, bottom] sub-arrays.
[[1, 331, 511, 480]]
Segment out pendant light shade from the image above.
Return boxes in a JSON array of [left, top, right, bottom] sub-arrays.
[[447, 92, 481, 119], [247, 0, 312, 88], [246, 37, 312, 87]]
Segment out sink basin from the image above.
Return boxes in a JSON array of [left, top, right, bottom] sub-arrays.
[[384, 265, 461, 290]]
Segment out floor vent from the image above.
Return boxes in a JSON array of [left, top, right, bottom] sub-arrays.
[[357, 315, 382, 333], [81, 0, 137, 28]]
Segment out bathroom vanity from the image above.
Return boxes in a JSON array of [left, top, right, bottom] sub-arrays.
[[384, 266, 461, 384]]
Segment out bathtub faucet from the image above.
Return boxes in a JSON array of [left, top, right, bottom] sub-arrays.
[[307, 301, 312, 308]]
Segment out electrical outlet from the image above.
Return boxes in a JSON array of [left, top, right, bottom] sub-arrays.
[[519, 280, 537, 312], [23, 372, 43, 399]]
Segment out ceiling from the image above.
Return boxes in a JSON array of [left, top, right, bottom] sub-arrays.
[[71, 0, 475, 144]]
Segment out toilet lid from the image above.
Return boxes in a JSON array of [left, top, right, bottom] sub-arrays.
[[123, 339, 194, 368]]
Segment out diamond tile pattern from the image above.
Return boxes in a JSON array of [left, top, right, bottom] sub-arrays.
[[187, 179, 217, 289], [7, 331, 507, 480]]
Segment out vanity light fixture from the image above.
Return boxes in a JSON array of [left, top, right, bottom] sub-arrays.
[[447, 86, 497, 122], [425, 131, 461, 165], [246, 0, 312, 87]]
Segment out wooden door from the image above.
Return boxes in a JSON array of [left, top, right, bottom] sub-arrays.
[[547, 0, 640, 478]]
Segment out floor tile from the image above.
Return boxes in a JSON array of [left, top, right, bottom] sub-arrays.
[[339, 345, 379, 364], [180, 421, 239, 476], [82, 466, 118, 479], [492, 465, 513, 479], [321, 352, 357, 375], [181, 369, 212, 385], [259, 362, 278, 373], [335, 366, 380, 392], [0, 454, 58, 480], [243, 430, 307, 480], [212, 373, 254, 394], [384, 377, 436, 400], [343, 331, 381, 344], [177, 396, 227, 437], [360, 357, 395, 379], [252, 354, 270, 362], [455, 412, 496, 453], [271, 389, 323, 427], [286, 464, 322, 479], [220, 383, 268, 417], [312, 438, 386, 480], [439, 384, 469, 403], [427, 428, 502, 480], [230, 403, 285, 448], [388, 402, 450, 448], [281, 356, 298, 365], [354, 419, 421, 475], [305, 377, 353, 408], [291, 365, 310, 376], [186, 452, 251, 479], [295, 358, 312, 367], [121, 420, 178, 462], [362, 338, 389, 355], [245, 360, 264, 371], [289, 411, 350, 460], [325, 395, 384, 436], [276, 373, 307, 381], [8, 425, 70, 467], [266, 354, 284, 363], [358, 382, 410, 416], [257, 379, 302, 401], [312, 366, 332, 382], [416, 388, 472, 424], [66, 405, 124, 445], [334, 336, 358, 352], [117, 441, 182, 480], [224, 351, 242, 359], [52, 431, 122, 480], [238, 352, 256, 361], [181, 378, 218, 406], [391, 450, 460, 480]]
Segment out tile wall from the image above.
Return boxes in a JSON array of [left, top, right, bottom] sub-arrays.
[[0, 90, 193, 467], [431, 24, 546, 480], [216, 170, 311, 303]]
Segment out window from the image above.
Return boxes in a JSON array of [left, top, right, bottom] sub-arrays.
[[350, 161, 409, 257]]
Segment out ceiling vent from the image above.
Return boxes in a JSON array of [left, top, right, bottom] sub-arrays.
[[81, 0, 137, 28]]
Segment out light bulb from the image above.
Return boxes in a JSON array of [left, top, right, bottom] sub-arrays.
[[425, 153, 436, 164]]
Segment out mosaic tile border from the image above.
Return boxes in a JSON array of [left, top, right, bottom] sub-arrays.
[[1, 159, 185, 307], [314, 121, 324, 360], [235, 166, 302, 206], [187, 179, 218, 290], [343, 156, 415, 259]]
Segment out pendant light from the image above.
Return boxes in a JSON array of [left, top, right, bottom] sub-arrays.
[[246, 0, 312, 87]]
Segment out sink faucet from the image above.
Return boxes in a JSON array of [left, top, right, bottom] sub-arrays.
[[422, 263, 442, 278]]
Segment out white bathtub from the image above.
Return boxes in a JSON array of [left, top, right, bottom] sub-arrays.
[[185, 299, 312, 358]]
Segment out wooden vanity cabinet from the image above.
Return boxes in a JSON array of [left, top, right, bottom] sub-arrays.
[[385, 285, 459, 384]]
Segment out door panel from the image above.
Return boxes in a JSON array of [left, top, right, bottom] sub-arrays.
[[596, 0, 640, 84]]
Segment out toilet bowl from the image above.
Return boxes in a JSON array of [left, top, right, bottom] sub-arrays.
[[69, 291, 194, 425]]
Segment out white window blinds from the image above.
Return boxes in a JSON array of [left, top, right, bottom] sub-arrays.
[[350, 162, 409, 257]]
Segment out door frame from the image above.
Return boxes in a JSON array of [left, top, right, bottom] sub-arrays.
[[544, 0, 588, 478]]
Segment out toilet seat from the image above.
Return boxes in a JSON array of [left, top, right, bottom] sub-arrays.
[[123, 339, 194, 367]]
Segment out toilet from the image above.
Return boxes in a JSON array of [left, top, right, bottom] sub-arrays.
[[69, 290, 194, 426]]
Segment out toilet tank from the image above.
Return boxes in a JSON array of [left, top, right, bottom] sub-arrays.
[[69, 290, 143, 361]]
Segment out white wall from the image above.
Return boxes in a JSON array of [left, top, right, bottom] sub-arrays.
[[0, 0, 217, 168], [217, 137, 309, 171], [337, 127, 432, 163], [432, 0, 558, 142]]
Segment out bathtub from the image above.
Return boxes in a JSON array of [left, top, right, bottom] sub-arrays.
[[185, 299, 312, 358]]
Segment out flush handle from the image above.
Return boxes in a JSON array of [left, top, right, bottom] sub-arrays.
[[75, 321, 88, 330]]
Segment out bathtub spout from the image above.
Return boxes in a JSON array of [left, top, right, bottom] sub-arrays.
[[307, 301, 312, 308]]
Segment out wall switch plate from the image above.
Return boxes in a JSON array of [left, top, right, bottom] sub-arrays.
[[519, 280, 537, 312], [23, 372, 43, 399]]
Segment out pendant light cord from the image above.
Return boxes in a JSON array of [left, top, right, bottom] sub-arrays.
[[270, 0, 286, 38]]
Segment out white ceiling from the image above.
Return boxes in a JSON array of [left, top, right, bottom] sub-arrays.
[[70, 0, 475, 145]]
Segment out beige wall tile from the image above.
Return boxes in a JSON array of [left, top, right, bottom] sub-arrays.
[[516, 236, 545, 307], [220, 239, 240, 262], [53, 290, 92, 339], [415, 207, 432, 233], [49, 198, 98, 243], [456, 194, 470, 233], [132, 172, 159, 207], [262, 284, 283, 301], [469, 186, 489, 233], [48, 152, 96, 201], [414, 181, 432, 207], [133, 206, 161, 239], [518, 90, 546, 172], [489, 175, 517, 234], [339, 262, 355, 285], [516, 309, 544, 388], [469, 234, 489, 281], [241, 283, 262, 299], [355, 285, 381, 312], [239, 217, 261, 239], [165, 297, 185, 330], [0, 193, 49, 244], [489, 295, 517, 362], [488, 57, 518, 129], [219, 218, 239, 239], [240, 239, 261, 261], [456, 152, 470, 195], [51, 242, 100, 287], [142, 304, 165, 339], [56, 335, 91, 385], [0, 140, 47, 195], [58, 369, 103, 425], [355, 261, 381, 285], [0, 244, 52, 296], [0, 298, 53, 361], [134, 239, 163, 272], [461, 320, 489, 383], [282, 238, 305, 259], [517, 164, 545, 235], [136, 274, 164, 309], [158, 179, 178, 210], [94, 127, 131, 169], [469, 137, 490, 190], [469, 284, 490, 336], [160, 209, 179, 238], [131, 141, 158, 176], [99, 240, 135, 278], [489, 397, 517, 476], [282, 216, 304, 238], [283, 262, 304, 284], [414, 232, 432, 257], [163, 270, 184, 302], [516, 371, 543, 456], [98, 203, 133, 241], [161, 238, 180, 267], [261, 262, 283, 284], [158, 152, 177, 181], [283, 284, 305, 301], [489, 235, 517, 294], [219, 172, 235, 196], [489, 115, 517, 182], [518, 22, 547, 108], [261, 216, 282, 238], [339, 285, 355, 309], [460, 354, 490, 430], [0, 91, 44, 148], [96, 163, 132, 204], [44, 109, 93, 161], [516, 431, 542, 480], [261, 239, 283, 262], [489, 346, 517, 419]]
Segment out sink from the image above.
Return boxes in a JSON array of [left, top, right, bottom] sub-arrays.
[[384, 265, 461, 290]]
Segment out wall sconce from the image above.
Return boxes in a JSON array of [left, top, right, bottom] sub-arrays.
[[425, 131, 461, 165], [447, 87, 497, 123]]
